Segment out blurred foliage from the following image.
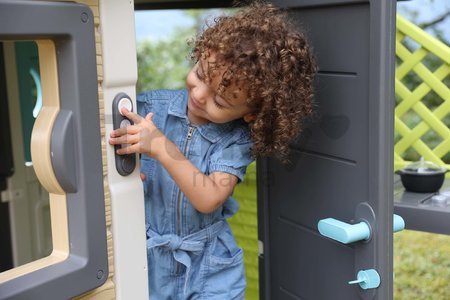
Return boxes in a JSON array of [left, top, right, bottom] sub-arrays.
[[398, 0, 450, 46], [394, 230, 450, 300], [136, 9, 235, 93], [136, 26, 194, 92]]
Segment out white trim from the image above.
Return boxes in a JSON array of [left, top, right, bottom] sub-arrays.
[[99, 1, 149, 299]]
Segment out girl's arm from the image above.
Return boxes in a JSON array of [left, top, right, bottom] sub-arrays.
[[156, 143, 238, 213], [109, 108, 238, 213]]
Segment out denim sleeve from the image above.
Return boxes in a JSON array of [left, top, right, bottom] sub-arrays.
[[208, 129, 254, 182], [136, 91, 152, 118]]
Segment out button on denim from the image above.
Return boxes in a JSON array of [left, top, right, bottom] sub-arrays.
[[137, 89, 253, 299]]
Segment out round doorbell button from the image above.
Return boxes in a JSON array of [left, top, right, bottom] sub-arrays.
[[122, 157, 135, 174], [118, 98, 132, 115], [120, 119, 131, 128]]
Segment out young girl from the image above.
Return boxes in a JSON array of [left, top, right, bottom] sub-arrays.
[[109, 2, 315, 299]]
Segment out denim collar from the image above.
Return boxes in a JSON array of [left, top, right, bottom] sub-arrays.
[[167, 89, 237, 143]]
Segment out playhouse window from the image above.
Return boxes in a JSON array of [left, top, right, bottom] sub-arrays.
[[0, 41, 52, 273]]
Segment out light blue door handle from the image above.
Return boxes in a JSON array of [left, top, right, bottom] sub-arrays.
[[318, 214, 405, 244], [393, 214, 405, 232], [317, 218, 370, 244]]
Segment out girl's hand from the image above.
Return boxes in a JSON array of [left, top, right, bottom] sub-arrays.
[[109, 108, 166, 159]]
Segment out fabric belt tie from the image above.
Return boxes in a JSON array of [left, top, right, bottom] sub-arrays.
[[147, 220, 226, 294]]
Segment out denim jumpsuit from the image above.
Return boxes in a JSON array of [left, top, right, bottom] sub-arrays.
[[137, 89, 253, 299]]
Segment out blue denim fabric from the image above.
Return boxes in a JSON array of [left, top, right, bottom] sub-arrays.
[[137, 89, 253, 299]]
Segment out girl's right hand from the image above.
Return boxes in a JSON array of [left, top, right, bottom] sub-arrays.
[[140, 173, 146, 181], [109, 108, 166, 159]]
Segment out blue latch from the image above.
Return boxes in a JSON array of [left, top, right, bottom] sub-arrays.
[[317, 214, 405, 244], [348, 269, 381, 290]]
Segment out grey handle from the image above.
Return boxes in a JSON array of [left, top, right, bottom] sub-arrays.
[[51, 110, 77, 192]]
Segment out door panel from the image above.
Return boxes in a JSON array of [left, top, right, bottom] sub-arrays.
[[259, 0, 396, 299], [290, 4, 369, 162], [272, 153, 365, 230], [294, 4, 368, 73], [298, 75, 367, 161], [274, 221, 356, 299]]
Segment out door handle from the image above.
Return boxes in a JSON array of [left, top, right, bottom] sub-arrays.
[[393, 214, 405, 232], [317, 214, 405, 244]]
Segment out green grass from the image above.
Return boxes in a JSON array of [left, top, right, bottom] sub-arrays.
[[394, 230, 450, 299]]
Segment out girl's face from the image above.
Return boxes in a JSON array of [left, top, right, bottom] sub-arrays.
[[186, 54, 255, 125]]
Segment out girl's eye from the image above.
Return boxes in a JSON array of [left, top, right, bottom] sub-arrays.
[[214, 100, 225, 110], [195, 66, 205, 80]]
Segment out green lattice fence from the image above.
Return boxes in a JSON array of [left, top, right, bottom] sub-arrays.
[[229, 15, 450, 300], [395, 15, 450, 174]]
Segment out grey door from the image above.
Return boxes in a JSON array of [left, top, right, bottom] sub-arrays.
[[258, 0, 396, 299]]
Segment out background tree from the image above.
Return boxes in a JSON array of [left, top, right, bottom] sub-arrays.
[[398, 0, 450, 45], [136, 24, 194, 92], [136, 9, 233, 93]]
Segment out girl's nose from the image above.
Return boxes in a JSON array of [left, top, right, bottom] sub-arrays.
[[196, 96, 206, 105], [194, 87, 208, 104]]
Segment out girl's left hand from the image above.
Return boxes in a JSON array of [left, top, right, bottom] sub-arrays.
[[109, 108, 166, 159]]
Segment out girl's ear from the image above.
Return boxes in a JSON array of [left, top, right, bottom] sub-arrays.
[[243, 112, 257, 123]]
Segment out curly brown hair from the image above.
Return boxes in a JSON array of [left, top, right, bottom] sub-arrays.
[[191, 1, 316, 162]]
